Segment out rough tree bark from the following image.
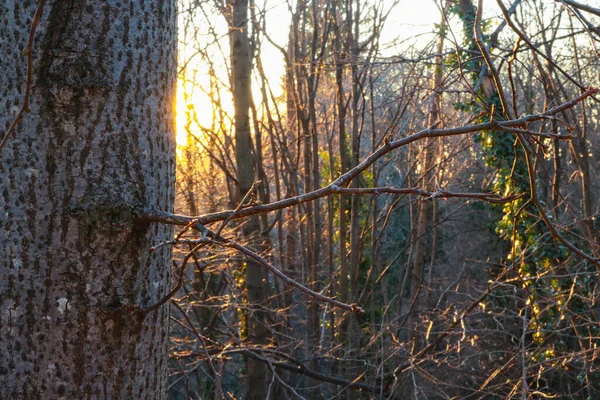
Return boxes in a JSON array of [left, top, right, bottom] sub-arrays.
[[0, 1, 176, 398]]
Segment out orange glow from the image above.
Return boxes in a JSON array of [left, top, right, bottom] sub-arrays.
[[175, 78, 217, 147]]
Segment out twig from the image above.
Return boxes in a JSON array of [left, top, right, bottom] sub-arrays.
[[501, 126, 575, 140], [171, 300, 225, 398], [141, 184, 262, 312], [193, 347, 382, 393], [518, 130, 600, 268], [213, 180, 260, 239], [0, 0, 46, 152], [556, 0, 600, 17], [384, 282, 497, 389], [495, 0, 590, 92], [331, 186, 522, 204], [141, 242, 209, 313], [153, 235, 365, 315], [214, 237, 365, 315]]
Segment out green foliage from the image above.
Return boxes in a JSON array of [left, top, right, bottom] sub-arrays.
[[320, 150, 341, 182], [449, 3, 600, 395], [233, 263, 248, 339]]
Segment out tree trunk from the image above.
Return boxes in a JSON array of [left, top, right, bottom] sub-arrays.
[[567, 20, 596, 245], [407, 0, 446, 349], [332, 0, 352, 386], [0, 1, 176, 398], [226, 0, 269, 398]]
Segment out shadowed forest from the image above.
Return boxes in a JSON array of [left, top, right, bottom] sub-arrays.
[[169, 0, 600, 398]]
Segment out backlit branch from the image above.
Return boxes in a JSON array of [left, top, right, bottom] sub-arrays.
[[556, 0, 600, 17], [147, 232, 365, 315], [143, 87, 597, 227]]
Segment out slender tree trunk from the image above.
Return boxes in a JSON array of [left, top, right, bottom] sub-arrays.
[[348, 1, 362, 382], [0, 1, 176, 398], [307, 2, 323, 367], [332, 0, 350, 351], [226, 0, 269, 397], [568, 18, 595, 244], [407, 0, 446, 348], [536, 20, 563, 217]]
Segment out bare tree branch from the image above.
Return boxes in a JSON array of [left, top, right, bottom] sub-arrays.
[[142, 87, 597, 227], [0, 0, 46, 152], [557, 0, 600, 17], [148, 234, 365, 315]]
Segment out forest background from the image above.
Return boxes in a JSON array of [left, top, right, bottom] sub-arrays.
[[171, 0, 600, 398], [0, 0, 599, 399]]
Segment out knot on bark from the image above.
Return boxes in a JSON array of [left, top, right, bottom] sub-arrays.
[[69, 195, 146, 233]]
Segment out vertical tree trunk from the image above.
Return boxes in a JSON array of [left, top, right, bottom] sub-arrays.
[[567, 19, 596, 245], [345, 1, 365, 391], [332, 0, 351, 387], [0, 1, 176, 398], [307, 0, 323, 368], [407, 0, 447, 348], [536, 20, 563, 217], [332, 0, 350, 320], [226, 0, 269, 397]]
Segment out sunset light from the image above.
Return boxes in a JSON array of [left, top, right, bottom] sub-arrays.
[[174, 0, 503, 147], [3, 0, 598, 398]]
